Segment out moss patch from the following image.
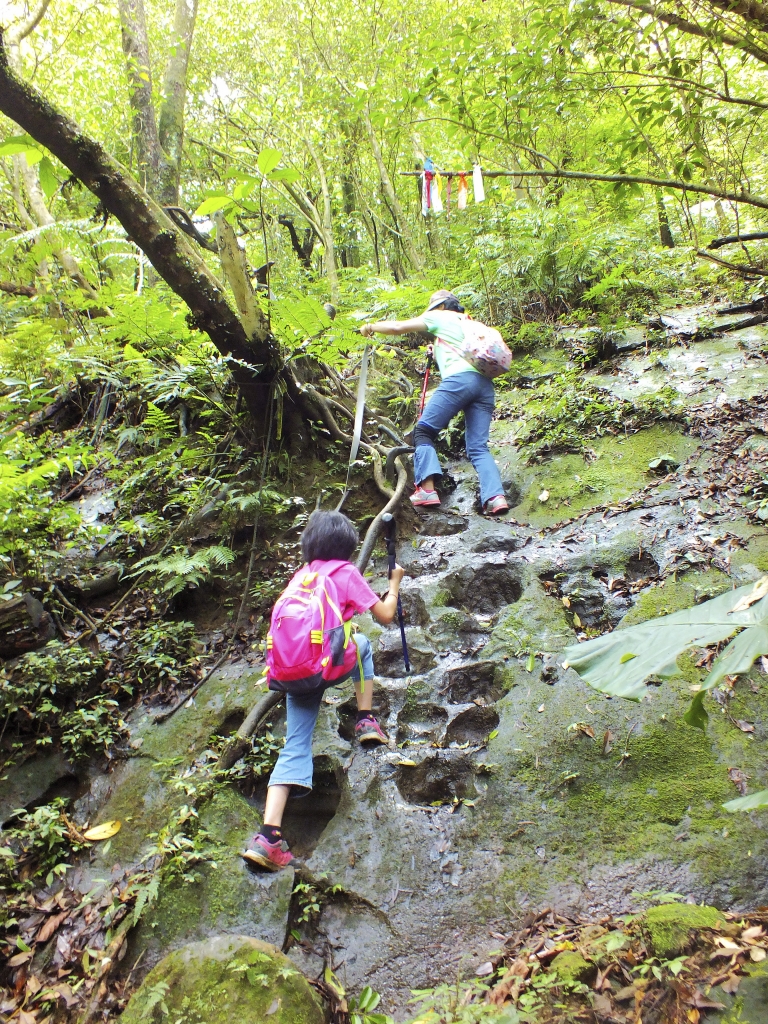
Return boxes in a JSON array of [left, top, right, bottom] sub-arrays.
[[120, 936, 326, 1024], [619, 570, 732, 628], [486, 580, 574, 656], [506, 425, 698, 529], [644, 903, 725, 958], [550, 950, 592, 982]]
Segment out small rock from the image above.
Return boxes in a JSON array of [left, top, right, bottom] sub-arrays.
[[648, 454, 680, 474]]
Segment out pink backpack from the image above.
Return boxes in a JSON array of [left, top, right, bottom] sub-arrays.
[[437, 315, 512, 379], [266, 561, 361, 694]]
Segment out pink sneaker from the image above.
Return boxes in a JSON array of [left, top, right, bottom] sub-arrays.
[[410, 487, 440, 508], [355, 715, 389, 745], [485, 495, 509, 516], [242, 833, 296, 871]]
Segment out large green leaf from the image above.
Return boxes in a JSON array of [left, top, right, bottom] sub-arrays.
[[562, 578, 768, 704], [723, 789, 768, 812]]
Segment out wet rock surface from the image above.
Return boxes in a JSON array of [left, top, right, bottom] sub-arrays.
[[27, 319, 768, 1017]]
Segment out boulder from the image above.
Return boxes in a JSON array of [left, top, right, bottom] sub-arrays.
[[120, 936, 326, 1024]]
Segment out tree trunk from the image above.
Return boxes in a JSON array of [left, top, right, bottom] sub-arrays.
[[0, 30, 280, 431], [157, 0, 198, 206], [307, 142, 340, 303], [117, 0, 170, 196], [656, 192, 675, 248], [365, 106, 423, 273], [0, 594, 55, 659], [16, 155, 100, 299]]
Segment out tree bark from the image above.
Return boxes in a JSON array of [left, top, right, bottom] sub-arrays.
[[0, 281, 36, 297], [117, 0, 170, 196], [157, 0, 198, 206], [0, 30, 280, 428]]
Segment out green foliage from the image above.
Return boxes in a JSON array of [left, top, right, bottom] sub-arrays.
[[0, 432, 101, 572], [0, 798, 88, 891], [0, 641, 126, 756], [515, 372, 679, 459], [124, 619, 199, 687], [349, 986, 393, 1024], [132, 544, 235, 596], [407, 980, 502, 1024], [563, 577, 768, 726]]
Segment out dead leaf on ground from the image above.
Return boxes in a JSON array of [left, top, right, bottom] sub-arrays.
[[488, 958, 529, 1006], [36, 911, 68, 944], [8, 950, 33, 967], [475, 962, 494, 977], [750, 946, 767, 962], [730, 576, 768, 612], [741, 924, 765, 941], [720, 973, 742, 994], [686, 989, 726, 1010], [602, 730, 614, 754], [83, 820, 121, 842], [734, 720, 755, 733]]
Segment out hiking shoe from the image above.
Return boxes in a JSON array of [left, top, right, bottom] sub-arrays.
[[242, 834, 296, 871], [355, 715, 389, 745], [410, 487, 440, 508], [485, 495, 509, 516]]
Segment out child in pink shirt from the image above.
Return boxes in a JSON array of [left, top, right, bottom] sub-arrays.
[[242, 510, 403, 870]]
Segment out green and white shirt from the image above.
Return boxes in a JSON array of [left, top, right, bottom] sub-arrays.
[[421, 310, 479, 378]]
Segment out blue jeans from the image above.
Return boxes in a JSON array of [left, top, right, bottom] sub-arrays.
[[413, 371, 504, 506], [268, 633, 374, 792]]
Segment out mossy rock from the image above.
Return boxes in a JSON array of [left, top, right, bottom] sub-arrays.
[[120, 936, 326, 1024], [644, 903, 725, 959], [550, 950, 592, 982]]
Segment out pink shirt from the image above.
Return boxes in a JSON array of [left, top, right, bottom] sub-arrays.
[[307, 560, 379, 620]]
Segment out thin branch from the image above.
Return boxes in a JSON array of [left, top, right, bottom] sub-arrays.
[[7, 0, 52, 44]]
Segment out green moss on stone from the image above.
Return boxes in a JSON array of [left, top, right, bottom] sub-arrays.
[[507, 425, 698, 529], [120, 936, 326, 1024], [486, 580, 573, 656], [619, 570, 732, 628], [644, 903, 725, 958], [550, 950, 592, 982]]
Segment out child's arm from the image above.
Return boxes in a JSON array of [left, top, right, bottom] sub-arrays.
[[370, 564, 405, 625]]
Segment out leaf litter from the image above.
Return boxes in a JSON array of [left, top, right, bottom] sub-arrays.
[[469, 904, 768, 1022]]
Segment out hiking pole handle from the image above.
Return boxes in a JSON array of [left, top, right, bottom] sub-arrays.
[[382, 512, 397, 571]]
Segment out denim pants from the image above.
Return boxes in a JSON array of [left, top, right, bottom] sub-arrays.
[[268, 633, 374, 793], [414, 371, 504, 506]]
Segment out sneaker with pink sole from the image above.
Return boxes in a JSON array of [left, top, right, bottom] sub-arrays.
[[485, 495, 509, 516], [242, 834, 296, 871], [355, 715, 389, 745], [410, 487, 440, 508]]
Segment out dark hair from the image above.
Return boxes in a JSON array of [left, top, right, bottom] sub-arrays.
[[442, 297, 465, 313], [301, 510, 359, 563]]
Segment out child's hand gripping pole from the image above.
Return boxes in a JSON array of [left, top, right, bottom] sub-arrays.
[[381, 513, 410, 673]]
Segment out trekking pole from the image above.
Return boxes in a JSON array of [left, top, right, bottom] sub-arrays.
[[381, 512, 410, 672], [418, 349, 433, 418]]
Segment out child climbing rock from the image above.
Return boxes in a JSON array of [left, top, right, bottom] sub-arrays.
[[361, 289, 509, 515], [242, 510, 404, 871]]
